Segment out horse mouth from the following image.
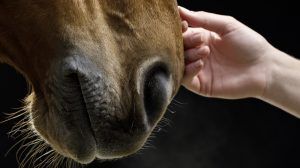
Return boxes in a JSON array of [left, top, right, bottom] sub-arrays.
[[39, 72, 147, 164], [33, 56, 173, 164]]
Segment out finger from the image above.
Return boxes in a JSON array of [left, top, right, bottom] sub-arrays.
[[179, 6, 237, 35], [185, 45, 210, 63], [182, 76, 202, 96], [183, 59, 204, 81], [183, 28, 207, 49], [182, 20, 188, 32]]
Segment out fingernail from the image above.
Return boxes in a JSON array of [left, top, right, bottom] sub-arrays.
[[182, 21, 188, 32], [199, 59, 204, 67], [179, 6, 193, 13], [197, 46, 210, 55], [195, 59, 204, 68]]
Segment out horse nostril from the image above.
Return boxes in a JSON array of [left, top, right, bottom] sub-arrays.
[[65, 73, 80, 86], [143, 63, 170, 125]]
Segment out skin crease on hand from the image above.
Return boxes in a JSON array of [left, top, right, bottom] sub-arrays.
[[179, 6, 300, 118]]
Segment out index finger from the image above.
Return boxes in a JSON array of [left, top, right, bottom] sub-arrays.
[[179, 6, 238, 36]]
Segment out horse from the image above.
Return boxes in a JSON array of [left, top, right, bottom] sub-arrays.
[[0, 0, 184, 167]]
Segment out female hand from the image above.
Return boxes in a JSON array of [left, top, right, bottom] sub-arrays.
[[180, 7, 274, 99]]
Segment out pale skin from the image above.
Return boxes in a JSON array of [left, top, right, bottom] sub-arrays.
[[179, 7, 300, 118]]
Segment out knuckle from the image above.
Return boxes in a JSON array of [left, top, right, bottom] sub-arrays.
[[191, 30, 204, 42], [193, 31, 203, 38], [195, 48, 204, 57], [196, 11, 206, 15], [223, 16, 239, 31], [225, 16, 237, 23]]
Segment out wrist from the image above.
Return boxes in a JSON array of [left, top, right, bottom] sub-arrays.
[[246, 45, 277, 99], [259, 47, 300, 115], [257, 47, 279, 99], [259, 47, 287, 99]]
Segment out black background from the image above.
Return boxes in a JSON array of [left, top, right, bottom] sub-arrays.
[[1, 0, 300, 168]]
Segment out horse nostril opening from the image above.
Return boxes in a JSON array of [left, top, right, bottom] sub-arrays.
[[143, 63, 170, 125], [65, 73, 79, 84]]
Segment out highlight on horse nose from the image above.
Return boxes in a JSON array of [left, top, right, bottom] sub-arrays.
[[141, 61, 171, 126]]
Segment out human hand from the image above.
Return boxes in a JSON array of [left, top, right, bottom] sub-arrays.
[[180, 7, 275, 99]]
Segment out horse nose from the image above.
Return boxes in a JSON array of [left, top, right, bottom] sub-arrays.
[[48, 56, 175, 158], [58, 56, 172, 133], [140, 61, 172, 126]]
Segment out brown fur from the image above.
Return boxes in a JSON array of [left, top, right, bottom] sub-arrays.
[[0, 0, 184, 166]]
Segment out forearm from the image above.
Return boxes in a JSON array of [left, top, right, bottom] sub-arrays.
[[260, 48, 300, 118]]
